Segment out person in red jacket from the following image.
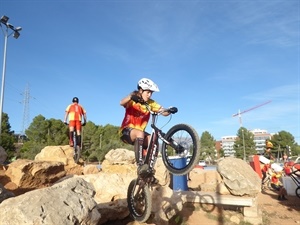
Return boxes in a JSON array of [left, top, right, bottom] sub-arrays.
[[264, 140, 275, 160], [271, 170, 288, 201], [64, 97, 87, 147], [261, 163, 271, 190]]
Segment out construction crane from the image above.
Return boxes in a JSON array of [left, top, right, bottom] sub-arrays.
[[232, 100, 272, 161], [232, 100, 272, 127]]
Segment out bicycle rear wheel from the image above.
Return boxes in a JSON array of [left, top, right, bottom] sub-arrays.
[[73, 146, 81, 163], [127, 179, 151, 223], [296, 187, 300, 198], [161, 123, 200, 175], [292, 163, 300, 173]]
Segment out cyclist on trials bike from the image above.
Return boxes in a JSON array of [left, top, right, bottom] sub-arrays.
[[64, 97, 87, 147], [119, 78, 177, 176]]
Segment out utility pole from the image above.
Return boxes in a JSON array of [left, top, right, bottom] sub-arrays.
[[21, 84, 30, 135]]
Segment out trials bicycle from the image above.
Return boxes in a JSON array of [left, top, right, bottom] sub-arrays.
[[127, 103, 201, 222], [65, 123, 85, 163], [291, 163, 300, 198]]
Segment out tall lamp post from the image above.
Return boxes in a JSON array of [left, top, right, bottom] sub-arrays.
[[0, 15, 22, 140], [242, 128, 246, 161]]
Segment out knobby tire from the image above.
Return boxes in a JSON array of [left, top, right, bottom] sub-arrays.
[[295, 187, 300, 198], [73, 146, 81, 164], [127, 179, 152, 223], [162, 123, 200, 175], [291, 163, 300, 198]]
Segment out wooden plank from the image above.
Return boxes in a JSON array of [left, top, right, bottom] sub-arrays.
[[179, 191, 255, 207]]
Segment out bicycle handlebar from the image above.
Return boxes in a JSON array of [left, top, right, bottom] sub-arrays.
[[141, 102, 178, 115]]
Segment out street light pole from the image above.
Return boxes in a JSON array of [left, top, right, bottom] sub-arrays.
[[0, 29, 8, 139], [0, 15, 22, 141], [242, 129, 246, 161]]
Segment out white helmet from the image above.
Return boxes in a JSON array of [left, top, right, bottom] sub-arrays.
[[137, 78, 160, 92]]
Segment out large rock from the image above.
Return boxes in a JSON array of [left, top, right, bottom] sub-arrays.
[[102, 149, 170, 187], [189, 168, 223, 192], [2, 146, 263, 224], [5, 159, 66, 189], [35, 145, 75, 165], [0, 177, 100, 225], [217, 157, 261, 196], [82, 173, 134, 224], [104, 148, 135, 165], [151, 186, 183, 225]]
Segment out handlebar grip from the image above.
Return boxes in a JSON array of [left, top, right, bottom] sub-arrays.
[[168, 107, 178, 114], [131, 95, 144, 103]]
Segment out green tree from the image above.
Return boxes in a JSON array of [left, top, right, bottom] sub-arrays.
[[0, 113, 16, 159], [20, 115, 50, 159], [81, 121, 101, 161], [25, 115, 50, 144], [95, 124, 128, 161], [46, 118, 68, 145], [82, 123, 129, 162], [234, 127, 256, 160], [271, 131, 299, 158], [200, 131, 216, 163]]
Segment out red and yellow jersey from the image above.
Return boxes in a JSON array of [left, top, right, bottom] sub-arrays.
[[65, 103, 86, 121], [120, 99, 161, 133], [266, 141, 273, 148], [271, 172, 281, 185]]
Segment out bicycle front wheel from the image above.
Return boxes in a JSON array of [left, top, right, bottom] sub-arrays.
[[161, 123, 200, 175], [127, 179, 152, 223]]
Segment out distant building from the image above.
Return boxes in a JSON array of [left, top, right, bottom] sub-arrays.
[[250, 129, 273, 155], [218, 129, 274, 157], [220, 135, 238, 157]]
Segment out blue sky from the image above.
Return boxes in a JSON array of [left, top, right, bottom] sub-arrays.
[[0, 0, 299, 144]]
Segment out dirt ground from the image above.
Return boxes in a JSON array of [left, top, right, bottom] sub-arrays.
[[178, 177, 300, 225], [1, 167, 300, 225]]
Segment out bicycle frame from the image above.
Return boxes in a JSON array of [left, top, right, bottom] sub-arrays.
[[65, 122, 83, 163], [142, 106, 174, 175], [127, 103, 200, 222], [72, 130, 78, 147]]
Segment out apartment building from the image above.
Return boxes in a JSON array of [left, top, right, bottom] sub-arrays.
[[217, 129, 273, 157], [250, 129, 272, 155], [220, 135, 238, 157]]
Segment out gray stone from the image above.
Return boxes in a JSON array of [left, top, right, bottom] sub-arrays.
[[0, 183, 15, 203], [0, 177, 100, 225], [217, 157, 261, 196]]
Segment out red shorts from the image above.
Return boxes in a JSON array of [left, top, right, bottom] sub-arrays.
[[69, 120, 82, 130]]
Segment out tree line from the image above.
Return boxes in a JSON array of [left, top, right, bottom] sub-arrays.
[[1, 113, 299, 163]]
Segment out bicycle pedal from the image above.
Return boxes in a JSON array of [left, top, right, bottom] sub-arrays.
[[150, 176, 159, 185], [138, 164, 148, 174]]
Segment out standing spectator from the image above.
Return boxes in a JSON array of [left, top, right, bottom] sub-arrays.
[[270, 170, 288, 200], [64, 97, 87, 147], [282, 153, 288, 162], [264, 140, 275, 160], [283, 161, 293, 176], [261, 163, 271, 190]]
